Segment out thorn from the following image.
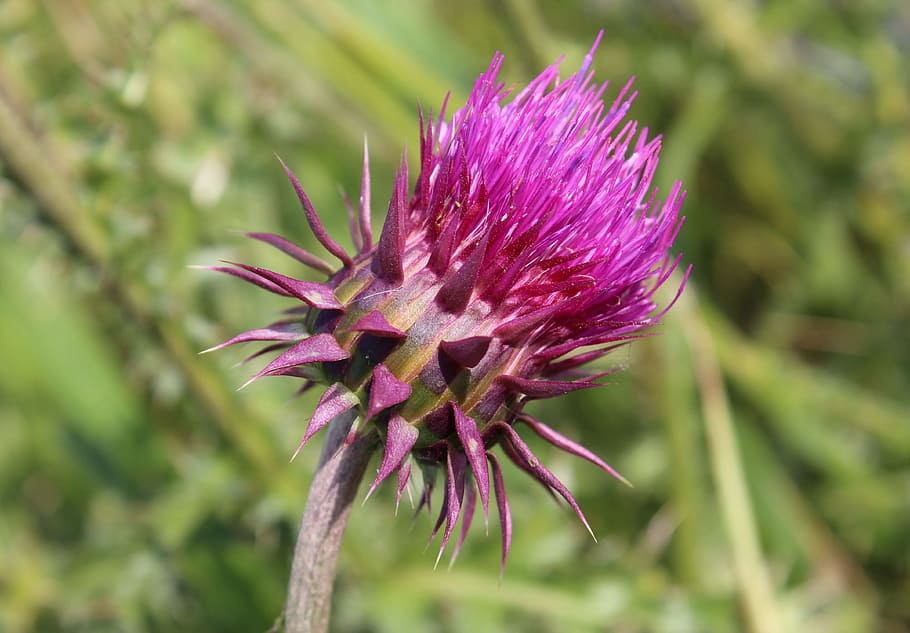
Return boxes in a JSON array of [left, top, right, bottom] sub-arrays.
[[276, 155, 353, 266]]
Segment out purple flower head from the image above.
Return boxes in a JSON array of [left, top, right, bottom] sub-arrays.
[[206, 34, 688, 572]]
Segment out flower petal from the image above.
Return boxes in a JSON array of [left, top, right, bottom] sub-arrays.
[[491, 296, 585, 342]]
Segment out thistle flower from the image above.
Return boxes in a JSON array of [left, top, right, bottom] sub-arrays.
[[207, 34, 687, 572]]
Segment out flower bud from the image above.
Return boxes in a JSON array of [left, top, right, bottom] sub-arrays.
[[207, 32, 688, 571]]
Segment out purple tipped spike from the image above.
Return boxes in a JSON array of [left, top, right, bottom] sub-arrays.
[[366, 363, 412, 420], [365, 414, 419, 501], [435, 232, 489, 314], [439, 336, 492, 368], [202, 324, 304, 354], [435, 447, 467, 567], [241, 334, 349, 389], [415, 477, 434, 520], [427, 204, 459, 274], [340, 187, 362, 253], [278, 158, 353, 267], [291, 383, 360, 460], [497, 375, 600, 399], [373, 154, 408, 284], [245, 232, 335, 276], [449, 479, 476, 567], [488, 453, 512, 577], [202, 265, 292, 297], [451, 403, 490, 522], [395, 460, 412, 514], [518, 414, 631, 486], [227, 263, 342, 310], [359, 137, 373, 252], [347, 310, 406, 339], [237, 342, 295, 366], [497, 434, 563, 505], [495, 422, 596, 540]]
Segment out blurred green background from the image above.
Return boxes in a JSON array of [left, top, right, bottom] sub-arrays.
[[1, 1, 908, 632]]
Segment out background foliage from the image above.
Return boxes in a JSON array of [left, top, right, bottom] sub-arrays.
[[1, 1, 908, 632]]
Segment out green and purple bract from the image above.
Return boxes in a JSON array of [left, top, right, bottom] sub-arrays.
[[207, 35, 688, 571]]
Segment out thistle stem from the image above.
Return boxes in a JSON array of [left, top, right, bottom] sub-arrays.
[[284, 412, 376, 633]]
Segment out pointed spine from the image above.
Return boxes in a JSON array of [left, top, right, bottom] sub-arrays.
[[439, 336, 492, 368], [517, 414, 631, 486], [364, 414, 418, 501], [435, 231, 489, 314], [241, 334, 349, 389], [366, 363, 413, 420], [451, 403, 490, 522], [395, 461, 412, 514], [346, 310, 406, 339], [494, 422, 596, 540], [199, 265, 291, 297], [427, 209, 459, 274], [449, 477, 476, 567], [245, 232, 335, 276], [373, 153, 408, 284], [291, 383, 360, 460], [358, 136, 373, 252], [278, 157, 353, 267], [339, 186, 362, 253], [488, 453, 512, 578], [497, 375, 601, 399], [202, 324, 304, 353], [237, 342, 296, 366], [226, 263, 342, 310], [435, 447, 467, 567]]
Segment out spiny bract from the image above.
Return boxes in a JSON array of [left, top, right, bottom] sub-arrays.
[[206, 33, 688, 572]]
